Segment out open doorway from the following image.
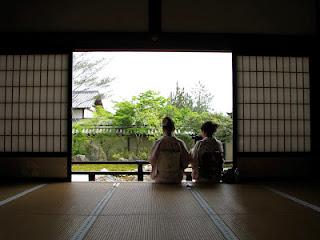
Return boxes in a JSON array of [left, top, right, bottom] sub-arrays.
[[71, 51, 233, 182]]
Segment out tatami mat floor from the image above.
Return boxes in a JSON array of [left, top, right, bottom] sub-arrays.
[[0, 181, 319, 240]]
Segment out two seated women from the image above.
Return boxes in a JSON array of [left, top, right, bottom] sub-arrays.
[[149, 117, 224, 184]]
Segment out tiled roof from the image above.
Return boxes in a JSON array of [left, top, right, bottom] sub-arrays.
[[72, 91, 99, 108]]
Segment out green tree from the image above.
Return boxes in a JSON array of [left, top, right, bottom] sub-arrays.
[[169, 82, 193, 109], [133, 90, 168, 128], [191, 80, 214, 113], [113, 101, 136, 126]]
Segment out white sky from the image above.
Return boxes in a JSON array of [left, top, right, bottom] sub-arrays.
[[78, 52, 232, 114]]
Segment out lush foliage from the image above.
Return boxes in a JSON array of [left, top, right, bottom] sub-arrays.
[[73, 88, 232, 161], [72, 164, 137, 172]]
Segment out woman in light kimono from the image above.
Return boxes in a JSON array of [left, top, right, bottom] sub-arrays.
[[149, 117, 190, 183], [191, 121, 224, 183]]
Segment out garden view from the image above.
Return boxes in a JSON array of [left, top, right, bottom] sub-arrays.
[[71, 52, 232, 180]]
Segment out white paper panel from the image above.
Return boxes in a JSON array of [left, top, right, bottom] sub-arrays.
[[0, 55, 68, 152], [244, 121, 251, 135], [33, 120, 39, 135], [257, 89, 264, 103], [271, 120, 278, 135], [291, 73, 297, 87], [251, 104, 257, 118], [0, 56, 7, 70], [237, 88, 243, 103], [0, 120, 4, 135], [238, 120, 243, 134], [251, 120, 257, 135], [304, 105, 310, 119], [305, 121, 311, 136], [238, 137, 243, 152], [251, 136, 257, 151], [270, 57, 277, 72], [270, 73, 277, 87], [263, 88, 269, 103], [244, 104, 250, 119], [19, 137, 25, 152], [5, 136, 11, 151], [304, 73, 310, 88], [291, 105, 298, 119], [243, 88, 250, 103], [26, 120, 32, 135], [265, 104, 271, 118], [40, 104, 46, 119], [54, 136, 61, 152], [289, 57, 297, 72], [271, 136, 278, 151], [12, 136, 18, 151], [258, 136, 264, 152], [26, 136, 32, 151], [34, 71, 41, 86], [258, 120, 264, 135], [243, 56, 250, 71], [40, 120, 47, 135], [12, 104, 18, 118], [285, 121, 291, 135], [284, 73, 290, 87], [0, 104, 4, 118], [263, 57, 270, 71], [238, 104, 243, 118], [47, 136, 54, 152], [291, 89, 297, 103], [278, 137, 285, 152], [237, 56, 310, 152], [40, 136, 46, 151], [265, 120, 271, 134], [19, 120, 25, 135], [250, 72, 256, 86], [0, 72, 6, 87], [61, 136, 67, 152], [277, 72, 283, 87], [257, 57, 263, 71], [264, 72, 270, 87], [12, 120, 18, 135], [249, 57, 256, 71], [257, 72, 263, 87], [6, 87, 12, 101], [285, 137, 291, 151], [244, 136, 250, 152], [54, 120, 61, 135], [291, 120, 298, 135], [61, 71, 69, 86], [0, 136, 4, 151], [33, 136, 39, 152], [271, 89, 277, 103], [265, 137, 271, 151], [278, 120, 284, 135], [5, 103, 12, 119], [47, 120, 54, 135], [61, 121, 68, 134], [243, 72, 250, 86]]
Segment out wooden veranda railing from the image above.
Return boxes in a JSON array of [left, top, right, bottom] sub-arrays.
[[71, 160, 233, 182]]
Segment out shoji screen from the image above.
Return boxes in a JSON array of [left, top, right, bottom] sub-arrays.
[[0, 54, 68, 153], [237, 56, 310, 153]]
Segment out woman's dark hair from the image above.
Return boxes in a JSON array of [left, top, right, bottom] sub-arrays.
[[162, 117, 175, 132], [201, 121, 218, 137]]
